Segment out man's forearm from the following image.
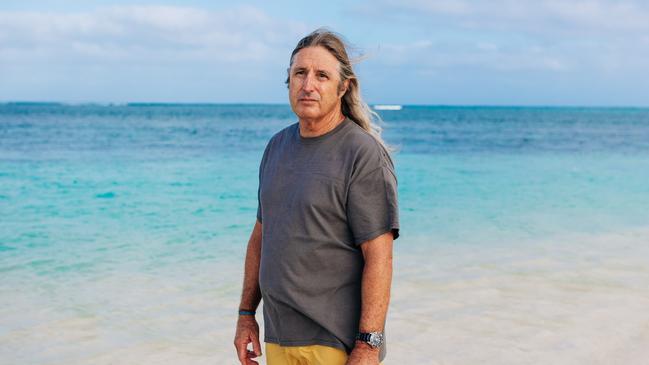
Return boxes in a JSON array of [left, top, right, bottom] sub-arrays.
[[238, 220, 263, 311], [358, 233, 393, 334]]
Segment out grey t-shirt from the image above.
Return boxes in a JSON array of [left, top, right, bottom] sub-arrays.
[[256, 117, 400, 362]]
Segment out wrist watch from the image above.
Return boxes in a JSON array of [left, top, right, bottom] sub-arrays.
[[355, 331, 384, 348]]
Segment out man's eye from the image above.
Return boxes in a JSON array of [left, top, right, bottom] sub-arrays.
[[318, 73, 328, 79], [295, 70, 304, 75]]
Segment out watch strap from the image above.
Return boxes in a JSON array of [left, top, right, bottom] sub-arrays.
[[356, 333, 371, 342], [356, 331, 384, 348]]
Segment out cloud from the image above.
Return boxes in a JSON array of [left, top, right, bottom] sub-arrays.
[[0, 1, 646, 105], [356, 0, 649, 75], [368, 0, 649, 35], [0, 5, 309, 64], [0, 5, 313, 102], [379, 40, 568, 72]]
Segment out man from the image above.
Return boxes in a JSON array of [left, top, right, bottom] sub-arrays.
[[234, 28, 400, 365]]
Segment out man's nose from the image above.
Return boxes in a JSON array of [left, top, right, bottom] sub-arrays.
[[302, 72, 316, 91]]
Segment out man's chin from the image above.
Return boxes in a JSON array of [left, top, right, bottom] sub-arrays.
[[294, 107, 322, 120]]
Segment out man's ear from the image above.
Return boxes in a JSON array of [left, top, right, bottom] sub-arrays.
[[285, 67, 291, 88], [339, 79, 350, 97]]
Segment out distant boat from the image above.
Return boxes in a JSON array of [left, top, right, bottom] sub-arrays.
[[373, 104, 402, 111]]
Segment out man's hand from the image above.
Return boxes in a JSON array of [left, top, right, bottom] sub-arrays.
[[235, 221, 263, 364], [234, 315, 262, 365], [345, 341, 380, 365]]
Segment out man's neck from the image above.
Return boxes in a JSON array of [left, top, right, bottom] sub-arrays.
[[299, 111, 346, 138]]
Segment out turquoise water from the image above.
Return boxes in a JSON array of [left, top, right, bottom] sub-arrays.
[[2, 103, 649, 364], [2, 104, 648, 256]]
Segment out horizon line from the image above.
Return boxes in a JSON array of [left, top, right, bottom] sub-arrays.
[[2, 101, 649, 109]]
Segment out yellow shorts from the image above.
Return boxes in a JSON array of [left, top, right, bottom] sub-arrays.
[[265, 342, 383, 365]]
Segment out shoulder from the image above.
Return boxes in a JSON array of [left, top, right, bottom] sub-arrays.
[[342, 121, 395, 178], [263, 122, 297, 152], [259, 123, 297, 171], [343, 121, 394, 168], [272, 122, 297, 144]]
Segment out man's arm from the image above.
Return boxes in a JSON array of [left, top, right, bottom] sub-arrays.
[[233, 220, 263, 365], [347, 231, 394, 364]]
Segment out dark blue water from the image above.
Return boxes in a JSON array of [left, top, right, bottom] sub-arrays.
[[2, 104, 649, 160]]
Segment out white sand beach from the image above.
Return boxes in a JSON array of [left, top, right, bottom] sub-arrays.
[[3, 229, 649, 365], [386, 229, 649, 364]]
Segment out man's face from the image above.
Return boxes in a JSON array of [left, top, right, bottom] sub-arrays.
[[288, 46, 347, 121]]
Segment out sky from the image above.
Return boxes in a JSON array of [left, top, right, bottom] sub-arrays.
[[1, 0, 648, 106]]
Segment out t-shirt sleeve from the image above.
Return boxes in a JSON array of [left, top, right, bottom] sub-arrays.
[[256, 139, 272, 224], [256, 184, 262, 224], [346, 151, 400, 246]]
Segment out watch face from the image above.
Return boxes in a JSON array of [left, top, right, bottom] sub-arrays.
[[369, 332, 384, 348]]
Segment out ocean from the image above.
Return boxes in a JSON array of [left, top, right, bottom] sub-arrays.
[[1, 103, 648, 364]]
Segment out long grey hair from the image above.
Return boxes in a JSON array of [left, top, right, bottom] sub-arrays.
[[286, 28, 396, 154]]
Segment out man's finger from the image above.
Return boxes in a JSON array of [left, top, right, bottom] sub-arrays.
[[235, 338, 249, 364], [252, 335, 262, 356], [245, 348, 260, 365]]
